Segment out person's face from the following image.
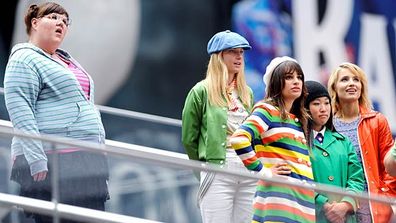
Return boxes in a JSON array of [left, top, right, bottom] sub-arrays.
[[334, 68, 362, 104], [281, 71, 303, 102], [309, 97, 331, 131], [222, 48, 244, 75], [31, 13, 69, 47]]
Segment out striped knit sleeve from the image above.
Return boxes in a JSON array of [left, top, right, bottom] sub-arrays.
[[4, 58, 47, 175], [230, 103, 271, 171]]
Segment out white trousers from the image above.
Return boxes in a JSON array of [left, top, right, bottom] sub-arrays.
[[198, 168, 257, 223]]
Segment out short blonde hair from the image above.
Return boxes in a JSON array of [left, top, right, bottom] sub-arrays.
[[327, 62, 372, 115], [205, 52, 251, 108]]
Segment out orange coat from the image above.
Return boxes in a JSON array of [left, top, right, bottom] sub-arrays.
[[358, 107, 396, 223]]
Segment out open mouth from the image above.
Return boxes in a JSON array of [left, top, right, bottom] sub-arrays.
[[346, 88, 356, 93], [55, 28, 62, 35]]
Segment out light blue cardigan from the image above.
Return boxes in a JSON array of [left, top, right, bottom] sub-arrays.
[[4, 43, 105, 176]]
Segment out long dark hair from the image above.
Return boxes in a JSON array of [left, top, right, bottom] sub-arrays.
[[264, 60, 309, 136], [306, 101, 335, 149]]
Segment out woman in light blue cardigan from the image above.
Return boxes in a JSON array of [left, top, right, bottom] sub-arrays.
[[4, 2, 108, 222]]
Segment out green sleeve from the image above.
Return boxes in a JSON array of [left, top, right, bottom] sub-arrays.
[[392, 142, 396, 159], [341, 196, 358, 212], [344, 137, 365, 212], [315, 193, 329, 212], [181, 84, 204, 161]]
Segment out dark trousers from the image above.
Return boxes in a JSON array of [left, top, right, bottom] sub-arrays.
[[11, 151, 109, 223]]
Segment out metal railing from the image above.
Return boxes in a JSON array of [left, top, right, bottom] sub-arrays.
[[0, 120, 395, 222], [0, 193, 160, 223], [0, 87, 181, 127], [1, 87, 395, 222], [0, 120, 166, 223]]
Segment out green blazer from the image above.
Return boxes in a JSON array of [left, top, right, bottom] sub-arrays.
[[311, 128, 365, 223], [181, 80, 253, 164]]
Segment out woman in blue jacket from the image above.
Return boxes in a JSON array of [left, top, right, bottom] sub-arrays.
[[4, 3, 108, 223], [305, 81, 364, 223]]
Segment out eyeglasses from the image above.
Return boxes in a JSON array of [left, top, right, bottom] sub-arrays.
[[43, 13, 71, 27]]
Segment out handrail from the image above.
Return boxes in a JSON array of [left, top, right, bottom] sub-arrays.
[[96, 105, 181, 127], [0, 119, 187, 159], [0, 120, 394, 207], [0, 192, 161, 223], [0, 87, 182, 127]]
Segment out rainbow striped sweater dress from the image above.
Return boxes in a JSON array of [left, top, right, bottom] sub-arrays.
[[231, 102, 315, 223]]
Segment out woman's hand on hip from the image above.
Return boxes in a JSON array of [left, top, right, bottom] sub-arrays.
[[271, 162, 291, 176]]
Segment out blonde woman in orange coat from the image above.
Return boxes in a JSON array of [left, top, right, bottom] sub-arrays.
[[327, 62, 396, 223]]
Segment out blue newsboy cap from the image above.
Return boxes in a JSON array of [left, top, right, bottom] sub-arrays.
[[207, 30, 251, 55]]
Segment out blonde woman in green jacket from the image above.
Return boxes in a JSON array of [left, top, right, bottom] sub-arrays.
[[305, 81, 365, 223], [182, 30, 256, 223]]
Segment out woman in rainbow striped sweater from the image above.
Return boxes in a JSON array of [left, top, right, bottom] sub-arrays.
[[231, 56, 315, 223]]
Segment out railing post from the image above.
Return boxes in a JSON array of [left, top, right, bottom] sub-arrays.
[[51, 142, 60, 223]]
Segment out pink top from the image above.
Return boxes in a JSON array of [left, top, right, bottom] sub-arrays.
[[68, 62, 90, 100], [51, 56, 91, 154]]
